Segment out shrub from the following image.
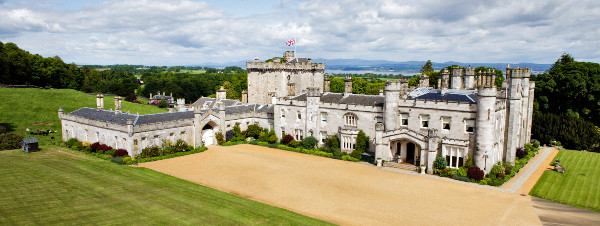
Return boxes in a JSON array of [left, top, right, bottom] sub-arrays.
[[230, 123, 245, 142], [524, 143, 533, 152], [246, 124, 262, 139], [289, 140, 300, 148], [216, 132, 225, 145], [268, 134, 278, 144], [82, 141, 91, 147], [324, 135, 340, 150], [332, 148, 342, 159], [110, 157, 124, 165], [90, 142, 100, 151], [122, 156, 132, 163], [350, 150, 362, 160], [490, 163, 505, 178], [72, 142, 83, 151], [532, 140, 540, 149], [114, 149, 128, 157], [490, 177, 505, 186], [342, 155, 359, 162], [433, 154, 447, 171], [140, 145, 161, 158], [457, 167, 468, 177], [439, 168, 455, 177], [0, 133, 23, 150], [105, 149, 116, 156], [463, 155, 474, 169], [478, 178, 491, 185], [355, 131, 369, 153], [82, 146, 92, 153], [467, 165, 484, 181], [124, 93, 137, 102], [451, 174, 471, 182], [515, 147, 527, 159], [281, 134, 294, 145], [65, 138, 79, 147], [158, 99, 168, 108], [301, 136, 318, 149]]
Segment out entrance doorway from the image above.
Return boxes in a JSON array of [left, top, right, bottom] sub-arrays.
[[406, 142, 415, 164], [202, 124, 214, 146]]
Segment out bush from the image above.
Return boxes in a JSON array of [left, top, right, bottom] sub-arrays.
[[124, 93, 137, 102], [490, 163, 505, 178], [82, 141, 91, 147], [324, 135, 340, 149], [114, 149, 128, 157], [140, 145, 161, 158], [289, 140, 300, 148], [246, 124, 262, 139], [110, 157, 124, 165], [515, 147, 527, 159], [158, 99, 168, 108], [490, 177, 505, 186], [90, 142, 100, 152], [433, 154, 447, 171], [438, 168, 455, 177], [451, 174, 471, 182], [65, 138, 79, 147], [105, 149, 116, 156], [0, 133, 23, 150], [122, 156, 132, 163], [281, 134, 294, 145], [478, 178, 491, 185], [216, 132, 225, 145], [230, 123, 245, 142], [467, 165, 484, 181], [532, 140, 540, 149], [268, 134, 278, 144], [457, 167, 468, 177], [72, 142, 83, 151], [332, 148, 342, 159], [342, 155, 359, 162], [355, 131, 369, 153], [349, 150, 362, 160], [301, 136, 318, 149]]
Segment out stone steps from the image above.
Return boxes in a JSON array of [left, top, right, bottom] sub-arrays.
[[383, 162, 418, 172]]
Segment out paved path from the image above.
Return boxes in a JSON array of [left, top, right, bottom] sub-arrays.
[[531, 197, 600, 225], [141, 145, 540, 225]]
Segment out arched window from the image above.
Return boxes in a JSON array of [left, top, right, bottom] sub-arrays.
[[344, 113, 357, 126]]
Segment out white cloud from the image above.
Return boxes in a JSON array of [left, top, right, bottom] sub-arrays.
[[0, 0, 598, 65]]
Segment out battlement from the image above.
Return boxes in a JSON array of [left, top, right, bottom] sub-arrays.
[[246, 61, 325, 72], [506, 67, 531, 78]]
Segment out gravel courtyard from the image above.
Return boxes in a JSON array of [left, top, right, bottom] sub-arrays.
[[140, 144, 541, 225]]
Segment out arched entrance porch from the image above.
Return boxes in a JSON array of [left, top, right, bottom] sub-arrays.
[[201, 121, 218, 147], [392, 140, 421, 166]]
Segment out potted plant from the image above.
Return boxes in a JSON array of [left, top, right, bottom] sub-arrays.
[[420, 164, 426, 174], [376, 157, 383, 167]]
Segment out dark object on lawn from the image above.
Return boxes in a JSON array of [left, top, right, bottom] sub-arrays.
[[22, 137, 39, 153], [553, 159, 566, 174]]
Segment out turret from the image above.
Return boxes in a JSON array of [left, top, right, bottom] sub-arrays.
[[464, 67, 475, 89], [284, 51, 295, 62], [241, 90, 248, 104], [504, 67, 531, 163], [324, 77, 330, 92], [441, 68, 450, 90], [96, 94, 104, 110], [419, 74, 429, 88], [216, 86, 226, 100], [177, 98, 185, 110], [474, 70, 497, 173], [384, 81, 401, 131]]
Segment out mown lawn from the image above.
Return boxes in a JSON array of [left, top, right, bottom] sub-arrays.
[[0, 88, 167, 145], [0, 146, 331, 225], [529, 149, 600, 212]]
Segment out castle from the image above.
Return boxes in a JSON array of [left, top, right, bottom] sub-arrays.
[[59, 51, 534, 174]]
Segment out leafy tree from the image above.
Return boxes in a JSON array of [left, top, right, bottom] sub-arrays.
[[433, 154, 447, 171], [324, 135, 339, 149], [246, 123, 262, 139], [420, 60, 434, 74], [230, 123, 245, 142], [329, 77, 344, 93], [408, 76, 420, 87], [350, 131, 369, 160], [158, 100, 168, 108]]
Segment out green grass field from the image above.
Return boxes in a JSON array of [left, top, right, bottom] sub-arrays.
[[0, 88, 167, 145], [179, 69, 206, 74], [529, 149, 600, 212], [0, 146, 330, 225]]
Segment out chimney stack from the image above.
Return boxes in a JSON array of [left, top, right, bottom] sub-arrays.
[[242, 90, 248, 104], [216, 86, 227, 100], [379, 89, 384, 96], [96, 94, 104, 110], [344, 76, 352, 97], [324, 77, 330, 92], [114, 96, 122, 113]]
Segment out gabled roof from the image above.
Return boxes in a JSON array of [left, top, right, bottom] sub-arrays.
[[22, 137, 38, 144], [289, 92, 385, 107], [69, 108, 138, 125]]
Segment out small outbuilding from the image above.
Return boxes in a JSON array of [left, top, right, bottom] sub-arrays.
[[22, 137, 39, 153]]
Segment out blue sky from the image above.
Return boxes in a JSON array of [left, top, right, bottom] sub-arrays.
[[1, 0, 599, 65]]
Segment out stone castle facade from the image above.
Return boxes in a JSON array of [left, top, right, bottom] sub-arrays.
[[60, 51, 534, 174]]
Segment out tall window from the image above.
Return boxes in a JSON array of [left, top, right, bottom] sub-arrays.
[[342, 135, 356, 150], [297, 111, 302, 120], [320, 131, 327, 143], [295, 129, 303, 140], [444, 146, 465, 168], [321, 112, 327, 122], [281, 128, 286, 138], [281, 109, 285, 118], [421, 115, 429, 128], [401, 113, 408, 126], [344, 114, 357, 126], [465, 119, 475, 133], [442, 117, 451, 130]]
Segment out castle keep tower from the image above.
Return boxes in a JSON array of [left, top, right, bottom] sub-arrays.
[[475, 70, 497, 172], [384, 81, 401, 131], [504, 67, 530, 164], [246, 51, 325, 104]]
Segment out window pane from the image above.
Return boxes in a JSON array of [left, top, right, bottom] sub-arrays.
[[458, 157, 464, 167], [445, 155, 450, 166], [452, 156, 457, 168]]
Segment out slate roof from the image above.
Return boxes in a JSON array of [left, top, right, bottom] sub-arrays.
[[289, 92, 385, 107], [69, 108, 138, 125], [224, 104, 273, 114], [288, 58, 310, 64], [135, 111, 194, 124], [412, 90, 478, 104], [22, 137, 38, 144], [191, 97, 241, 109]]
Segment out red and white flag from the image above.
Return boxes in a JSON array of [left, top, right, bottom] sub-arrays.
[[285, 38, 295, 46]]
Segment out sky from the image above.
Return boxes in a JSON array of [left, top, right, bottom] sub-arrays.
[[0, 0, 599, 65]]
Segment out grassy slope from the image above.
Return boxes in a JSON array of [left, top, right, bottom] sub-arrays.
[[0, 146, 330, 225], [0, 88, 167, 145], [529, 149, 600, 212]]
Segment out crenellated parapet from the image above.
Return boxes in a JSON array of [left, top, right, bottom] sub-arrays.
[[246, 61, 325, 72]]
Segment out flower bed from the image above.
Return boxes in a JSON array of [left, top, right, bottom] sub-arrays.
[[435, 141, 541, 187], [222, 139, 358, 162]]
